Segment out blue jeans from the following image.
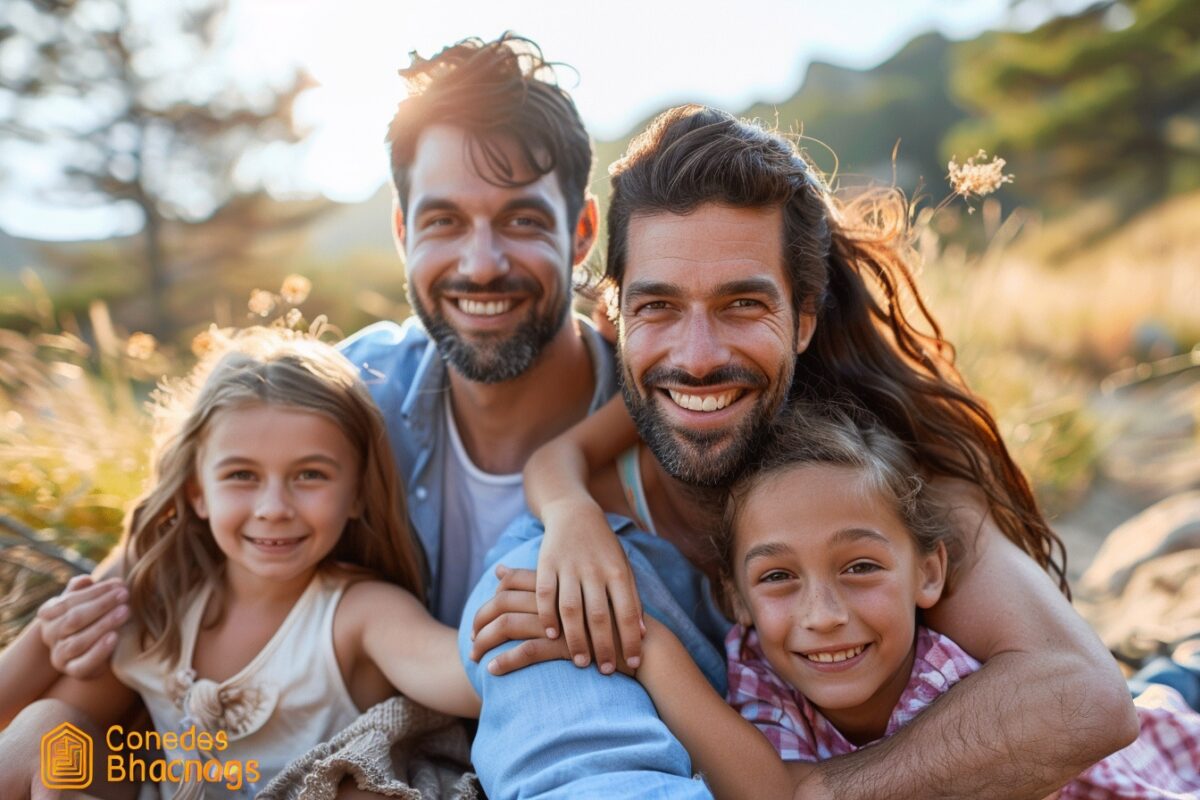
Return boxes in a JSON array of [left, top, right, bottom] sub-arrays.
[[1129, 647, 1200, 710], [458, 513, 731, 799]]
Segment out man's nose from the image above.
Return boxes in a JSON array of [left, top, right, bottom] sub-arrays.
[[801, 583, 849, 633], [458, 226, 509, 285], [254, 481, 295, 521], [668, 311, 732, 379]]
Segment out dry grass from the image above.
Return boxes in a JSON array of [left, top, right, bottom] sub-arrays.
[[0, 195, 1196, 643], [919, 190, 1200, 510]]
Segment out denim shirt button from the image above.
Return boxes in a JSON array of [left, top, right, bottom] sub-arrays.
[[414, 486, 428, 501]]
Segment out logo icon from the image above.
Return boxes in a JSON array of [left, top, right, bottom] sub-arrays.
[[41, 721, 93, 790]]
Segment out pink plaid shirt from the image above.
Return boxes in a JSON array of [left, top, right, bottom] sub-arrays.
[[727, 625, 1200, 797]]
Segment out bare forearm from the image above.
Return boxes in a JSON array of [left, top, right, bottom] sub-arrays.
[[638, 627, 796, 800], [0, 622, 58, 726], [523, 394, 637, 519], [805, 651, 1134, 799], [524, 440, 593, 520]]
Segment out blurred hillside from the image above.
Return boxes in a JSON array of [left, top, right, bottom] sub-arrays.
[[5, 1, 1197, 343]]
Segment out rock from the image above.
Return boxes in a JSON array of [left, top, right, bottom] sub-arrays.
[[1078, 491, 1200, 598]]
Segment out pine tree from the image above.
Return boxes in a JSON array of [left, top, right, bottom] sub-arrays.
[[945, 0, 1200, 213]]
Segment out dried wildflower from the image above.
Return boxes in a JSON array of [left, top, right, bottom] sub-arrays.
[[947, 150, 1013, 200], [125, 332, 157, 360], [191, 328, 217, 358], [279, 274, 312, 305], [285, 308, 303, 329], [248, 289, 276, 317]]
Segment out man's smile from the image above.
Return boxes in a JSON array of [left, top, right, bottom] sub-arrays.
[[456, 298, 515, 316], [666, 388, 744, 413]]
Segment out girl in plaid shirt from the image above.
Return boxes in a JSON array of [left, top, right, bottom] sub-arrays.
[[626, 403, 1200, 799]]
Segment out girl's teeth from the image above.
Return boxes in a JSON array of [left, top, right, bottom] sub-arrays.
[[458, 299, 513, 316], [805, 644, 865, 663], [667, 389, 737, 412]]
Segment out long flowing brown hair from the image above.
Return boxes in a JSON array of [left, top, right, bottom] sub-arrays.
[[123, 327, 425, 662], [607, 105, 1069, 595]]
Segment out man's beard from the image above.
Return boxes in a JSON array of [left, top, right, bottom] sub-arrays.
[[409, 274, 569, 384], [621, 359, 794, 488]]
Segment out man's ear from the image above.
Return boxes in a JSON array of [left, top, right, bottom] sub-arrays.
[[795, 311, 817, 355], [392, 199, 407, 257], [915, 541, 948, 610], [186, 480, 209, 520], [571, 197, 599, 267]]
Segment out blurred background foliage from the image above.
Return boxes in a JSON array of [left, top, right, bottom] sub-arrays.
[[1, 0, 1198, 641]]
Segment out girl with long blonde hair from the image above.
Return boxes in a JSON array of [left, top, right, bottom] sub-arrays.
[[1, 328, 501, 799]]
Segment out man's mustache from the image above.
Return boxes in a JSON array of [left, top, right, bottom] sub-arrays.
[[431, 275, 542, 297], [639, 365, 769, 390]]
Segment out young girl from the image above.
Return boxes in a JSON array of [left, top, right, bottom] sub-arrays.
[[2, 327, 513, 799], [488, 403, 1200, 799]]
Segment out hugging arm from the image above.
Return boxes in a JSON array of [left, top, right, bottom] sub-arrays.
[[523, 394, 644, 672], [796, 483, 1138, 800], [636, 618, 811, 800], [344, 582, 481, 719], [0, 550, 129, 725]]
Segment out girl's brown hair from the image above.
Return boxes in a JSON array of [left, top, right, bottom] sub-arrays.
[[123, 327, 424, 662], [608, 105, 1068, 595], [720, 402, 958, 586]]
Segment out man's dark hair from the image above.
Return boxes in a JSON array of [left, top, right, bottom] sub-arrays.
[[386, 33, 593, 227], [607, 104, 1070, 595], [606, 104, 830, 316]]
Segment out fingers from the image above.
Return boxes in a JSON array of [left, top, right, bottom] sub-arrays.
[[485, 638, 571, 677], [582, 580, 616, 674], [556, 579, 590, 667], [608, 571, 645, 670], [470, 587, 539, 644], [57, 625, 122, 680], [38, 577, 127, 626], [36, 574, 97, 621], [494, 565, 536, 591], [39, 579, 129, 677], [471, 610, 548, 662], [535, 569, 560, 641]]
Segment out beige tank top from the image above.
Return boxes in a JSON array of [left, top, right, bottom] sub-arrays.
[[112, 569, 363, 799]]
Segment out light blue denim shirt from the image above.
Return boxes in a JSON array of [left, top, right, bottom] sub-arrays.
[[338, 314, 618, 621]]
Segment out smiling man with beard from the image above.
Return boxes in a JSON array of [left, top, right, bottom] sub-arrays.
[[462, 106, 1137, 800], [337, 37, 618, 625]]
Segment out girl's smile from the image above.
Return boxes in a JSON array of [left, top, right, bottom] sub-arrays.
[[188, 404, 362, 594], [733, 463, 945, 745]]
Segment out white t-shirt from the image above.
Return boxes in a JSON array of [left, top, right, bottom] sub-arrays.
[[436, 393, 526, 624]]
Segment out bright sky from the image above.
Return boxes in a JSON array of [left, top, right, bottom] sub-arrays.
[[2, 0, 1091, 241]]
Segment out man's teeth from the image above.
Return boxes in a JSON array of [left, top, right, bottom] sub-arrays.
[[667, 389, 739, 412], [805, 644, 865, 664], [458, 299, 513, 316]]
